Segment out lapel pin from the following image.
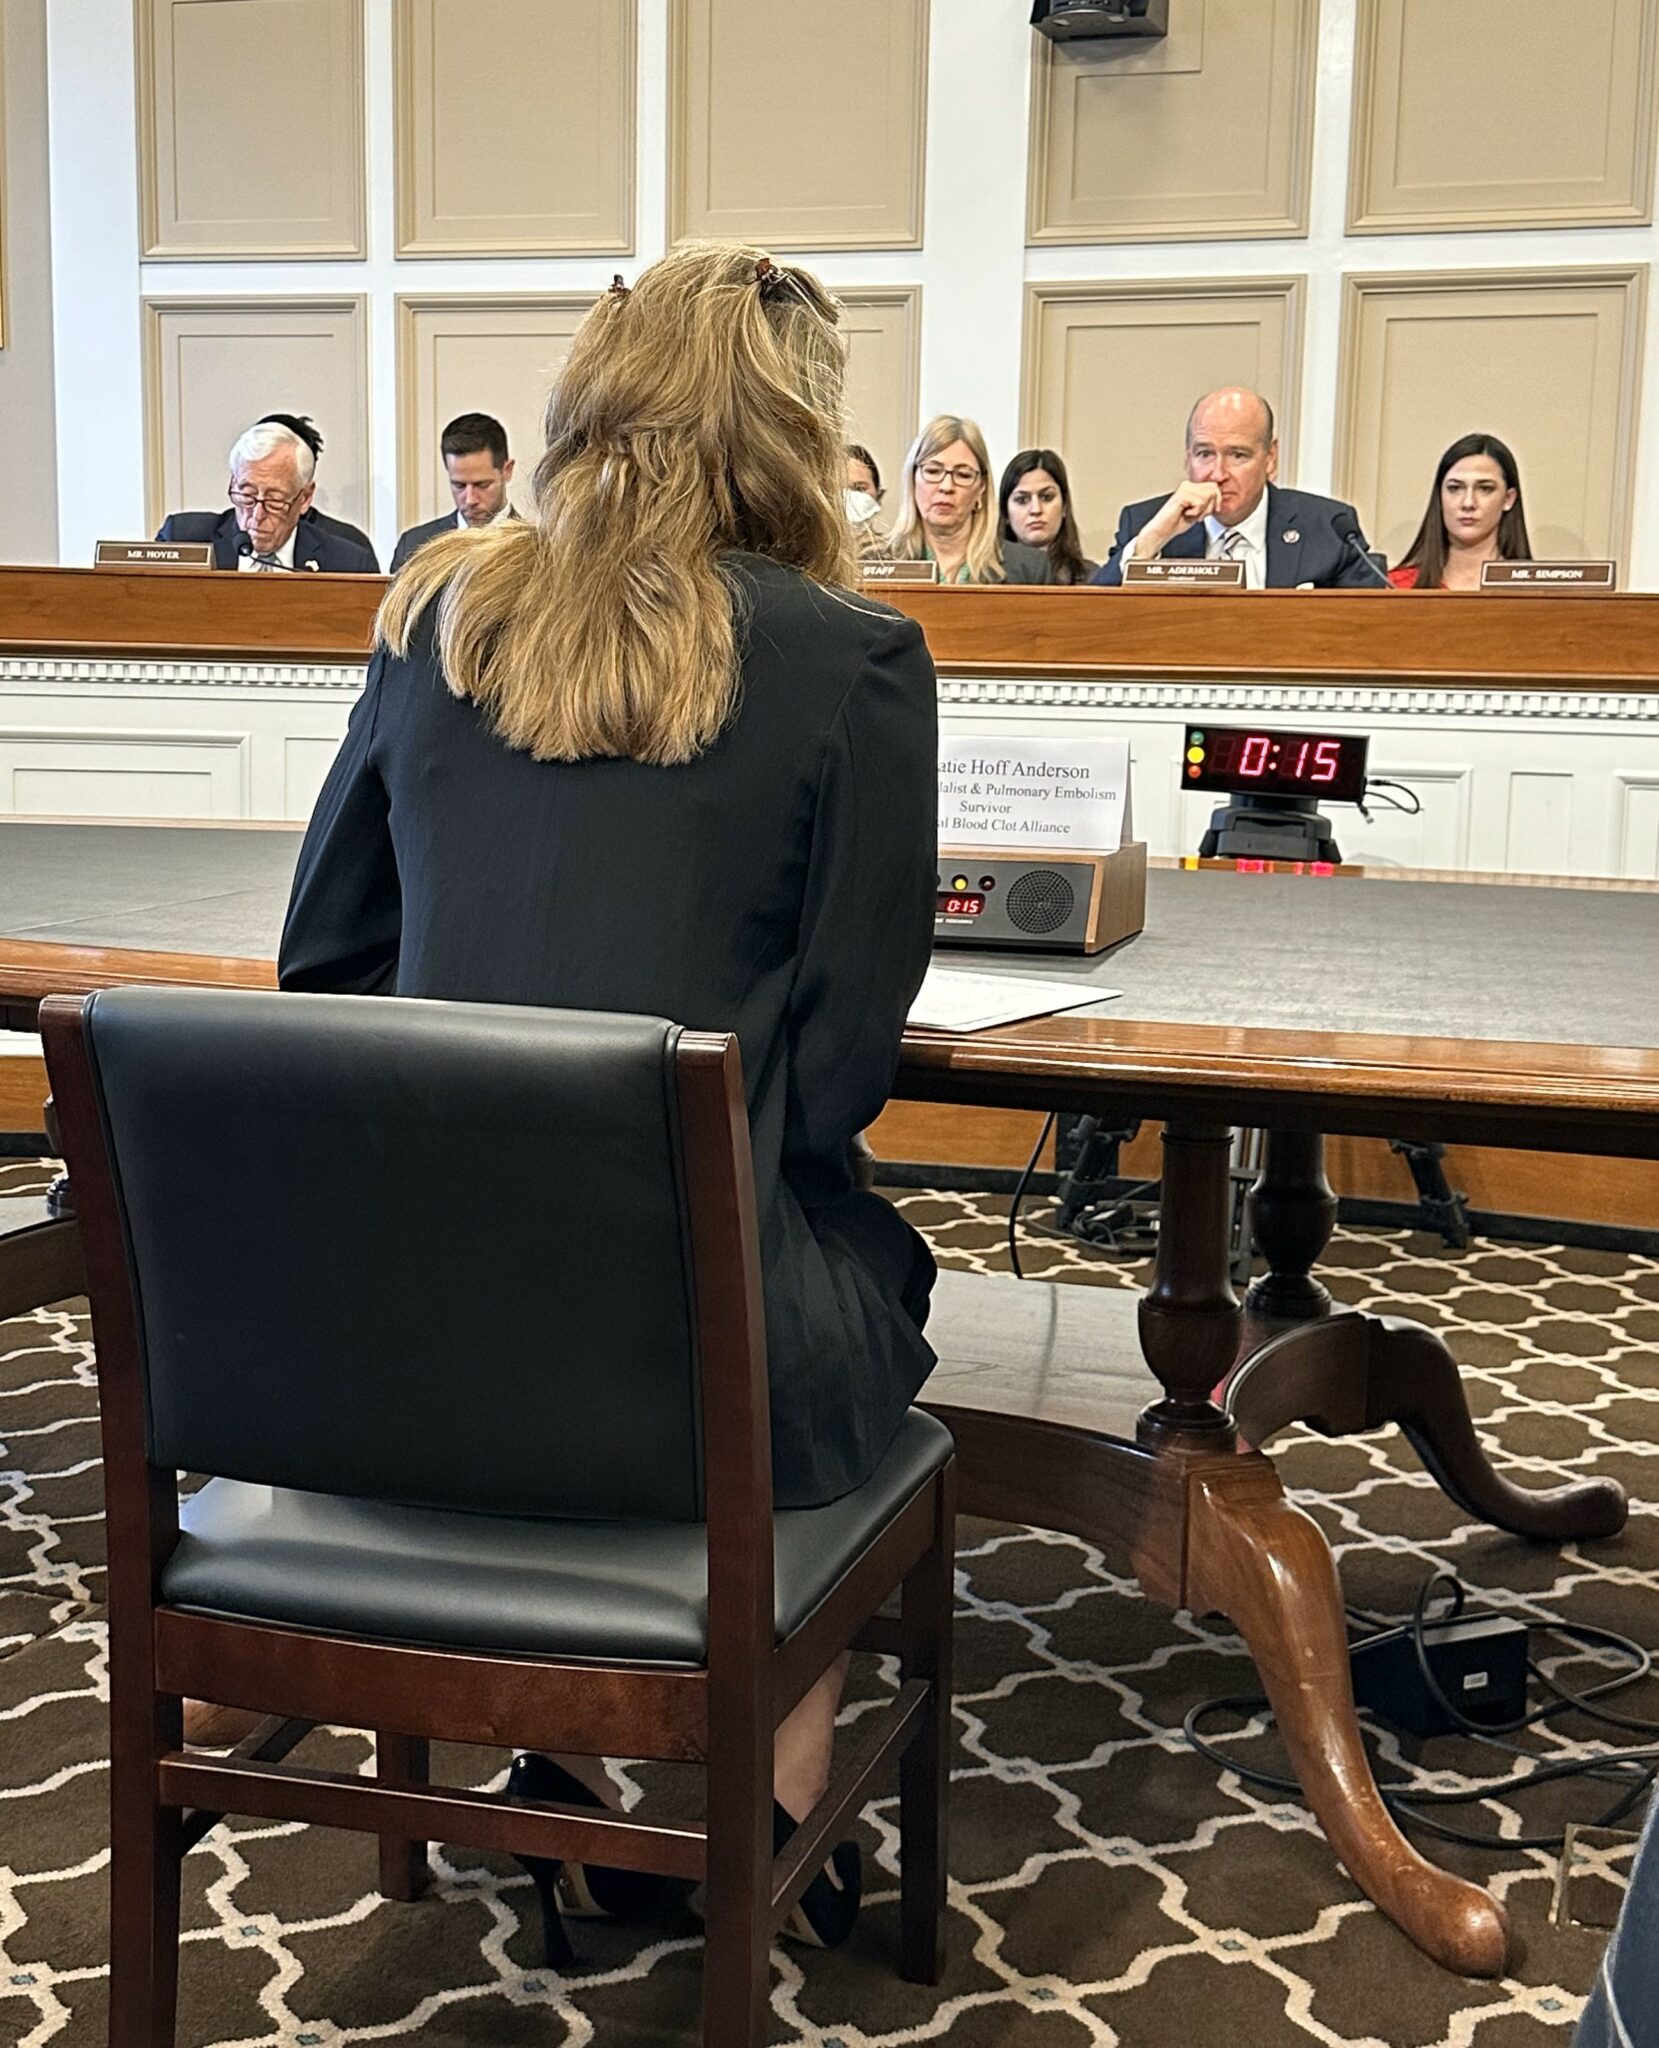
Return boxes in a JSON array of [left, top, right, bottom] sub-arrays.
[[1282, 529, 1300, 544]]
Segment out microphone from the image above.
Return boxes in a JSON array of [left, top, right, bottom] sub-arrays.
[[1332, 508, 1391, 589]]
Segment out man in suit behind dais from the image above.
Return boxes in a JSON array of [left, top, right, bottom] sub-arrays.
[[156, 419, 379, 574], [1091, 387, 1387, 590], [390, 412, 519, 571]]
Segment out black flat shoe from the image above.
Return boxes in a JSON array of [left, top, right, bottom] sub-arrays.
[[505, 1752, 685, 1969], [774, 1800, 862, 1949]]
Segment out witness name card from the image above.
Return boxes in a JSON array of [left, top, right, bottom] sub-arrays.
[[938, 737, 1132, 852], [1123, 558, 1244, 589], [908, 967, 1119, 1034], [1480, 560, 1616, 591]]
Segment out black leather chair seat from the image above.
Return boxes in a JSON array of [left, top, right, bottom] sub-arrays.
[[161, 1410, 953, 1664]]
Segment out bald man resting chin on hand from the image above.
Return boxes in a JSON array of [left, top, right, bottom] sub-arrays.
[[1091, 387, 1388, 590]]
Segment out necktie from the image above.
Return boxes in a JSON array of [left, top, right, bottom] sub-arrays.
[[1218, 528, 1244, 562], [251, 552, 285, 573]]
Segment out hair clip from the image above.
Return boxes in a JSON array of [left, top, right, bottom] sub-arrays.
[[754, 256, 792, 303], [607, 274, 631, 302]]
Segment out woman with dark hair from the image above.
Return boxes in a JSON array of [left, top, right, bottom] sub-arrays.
[[1388, 433, 1532, 590], [998, 449, 1096, 584]]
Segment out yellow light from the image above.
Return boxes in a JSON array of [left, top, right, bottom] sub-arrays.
[[1186, 745, 1205, 764]]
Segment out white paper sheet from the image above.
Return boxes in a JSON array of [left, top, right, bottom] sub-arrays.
[[907, 966, 1119, 1034]]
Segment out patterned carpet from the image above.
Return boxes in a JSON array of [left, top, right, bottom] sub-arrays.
[[3, 1156, 1658, 2047]]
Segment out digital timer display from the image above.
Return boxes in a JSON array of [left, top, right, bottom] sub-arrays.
[[937, 891, 986, 916], [1182, 725, 1369, 804]]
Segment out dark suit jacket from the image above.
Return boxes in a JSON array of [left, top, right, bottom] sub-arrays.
[[311, 508, 378, 560], [389, 507, 522, 573], [998, 538, 1053, 585], [1090, 483, 1387, 589], [279, 555, 938, 1508], [155, 507, 380, 574]]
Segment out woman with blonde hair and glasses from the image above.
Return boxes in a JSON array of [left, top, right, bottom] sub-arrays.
[[279, 243, 940, 1961], [887, 414, 1051, 583]]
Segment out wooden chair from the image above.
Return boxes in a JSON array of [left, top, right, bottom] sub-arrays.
[[42, 986, 955, 2048]]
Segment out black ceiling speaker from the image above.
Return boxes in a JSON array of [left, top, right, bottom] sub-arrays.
[[1031, 0, 1170, 41]]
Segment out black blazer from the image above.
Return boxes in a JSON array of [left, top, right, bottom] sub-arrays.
[[1090, 483, 1387, 589], [389, 507, 523, 572], [155, 507, 380, 574], [279, 554, 940, 1508]]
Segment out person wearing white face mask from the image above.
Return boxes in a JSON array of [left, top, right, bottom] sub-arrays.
[[844, 443, 888, 557]]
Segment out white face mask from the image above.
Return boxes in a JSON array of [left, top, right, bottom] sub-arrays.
[[844, 488, 881, 526]]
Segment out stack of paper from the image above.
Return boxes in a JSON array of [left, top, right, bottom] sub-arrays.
[[907, 966, 1119, 1033]]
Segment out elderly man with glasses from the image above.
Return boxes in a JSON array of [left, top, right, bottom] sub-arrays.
[[156, 420, 380, 573]]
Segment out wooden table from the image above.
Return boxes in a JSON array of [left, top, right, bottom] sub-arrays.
[[3, 827, 1658, 1978]]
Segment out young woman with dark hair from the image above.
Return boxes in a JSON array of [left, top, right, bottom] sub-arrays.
[[998, 448, 1096, 584], [1388, 433, 1532, 590]]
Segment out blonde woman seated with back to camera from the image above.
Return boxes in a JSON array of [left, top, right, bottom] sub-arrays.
[[886, 415, 1051, 584], [275, 242, 941, 1963]]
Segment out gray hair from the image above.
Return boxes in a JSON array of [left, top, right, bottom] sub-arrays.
[[227, 420, 315, 485]]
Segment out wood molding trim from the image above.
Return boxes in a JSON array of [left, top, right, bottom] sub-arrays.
[[1347, 0, 1659, 234], [1333, 265, 1649, 572], [1026, 0, 1317, 245], [392, 0, 635, 256], [667, 0, 928, 249], [141, 295, 373, 540], [136, 0, 366, 259], [393, 292, 596, 527]]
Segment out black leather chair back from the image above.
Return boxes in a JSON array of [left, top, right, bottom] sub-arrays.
[[78, 987, 709, 1521]]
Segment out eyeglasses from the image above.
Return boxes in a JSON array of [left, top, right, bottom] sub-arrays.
[[229, 486, 303, 515], [917, 462, 982, 489]]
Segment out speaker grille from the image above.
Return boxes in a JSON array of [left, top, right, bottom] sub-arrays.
[[1005, 868, 1075, 934]]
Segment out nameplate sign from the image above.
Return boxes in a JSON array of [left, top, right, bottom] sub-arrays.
[[1480, 560, 1616, 592], [95, 540, 215, 569], [938, 736, 1133, 852], [1123, 557, 1244, 589], [860, 559, 939, 584]]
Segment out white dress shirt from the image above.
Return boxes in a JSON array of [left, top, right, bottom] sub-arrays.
[[237, 529, 298, 572], [1203, 492, 1270, 590], [454, 500, 516, 531]]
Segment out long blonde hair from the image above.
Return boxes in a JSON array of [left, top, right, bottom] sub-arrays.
[[886, 415, 1003, 582], [377, 241, 855, 766]]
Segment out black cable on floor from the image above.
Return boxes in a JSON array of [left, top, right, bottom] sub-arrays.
[[1183, 1567, 1659, 1853], [1007, 1113, 1056, 1280]]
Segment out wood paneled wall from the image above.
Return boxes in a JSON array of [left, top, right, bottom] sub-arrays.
[[137, 0, 365, 258], [143, 298, 372, 537], [113, 2, 1659, 592], [394, 0, 635, 255]]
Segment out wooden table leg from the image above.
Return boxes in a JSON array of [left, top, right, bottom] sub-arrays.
[[1184, 1459, 1509, 1977], [1245, 1128, 1336, 1321], [1225, 1311, 1627, 1542], [1139, 1121, 1509, 1975]]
